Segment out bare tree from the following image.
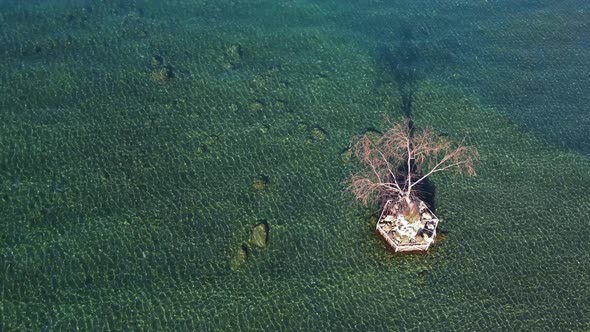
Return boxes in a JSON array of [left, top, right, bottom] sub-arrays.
[[348, 119, 478, 214]]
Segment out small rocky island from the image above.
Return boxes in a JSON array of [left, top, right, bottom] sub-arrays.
[[347, 119, 477, 253], [376, 199, 439, 252]]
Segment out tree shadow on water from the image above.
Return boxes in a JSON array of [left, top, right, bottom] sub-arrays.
[[385, 161, 437, 213], [377, 28, 438, 211], [377, 28, 422, 118]]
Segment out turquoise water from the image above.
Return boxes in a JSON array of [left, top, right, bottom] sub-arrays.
[[1, 0, 589, 330]]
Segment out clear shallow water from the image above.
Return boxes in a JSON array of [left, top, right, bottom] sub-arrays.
[[1, 0, 589, 330]]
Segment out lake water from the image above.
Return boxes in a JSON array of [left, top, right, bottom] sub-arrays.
[[1, 0, 589, 330]]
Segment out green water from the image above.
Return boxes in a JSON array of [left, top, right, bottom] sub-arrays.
[[1, 0, 589, 330]]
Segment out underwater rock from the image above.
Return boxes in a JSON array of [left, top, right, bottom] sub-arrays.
[[309, 126, 329, 141], [204, 134, 219, 146], [151, 66, 174, 82], [416, 269, 429, 284], [250, 221, 270, 249], [196, 135, 219, 156], [195, 144, 208, 156], [230, 221, 270, 271], [272, 100, 291, 113], [252, 174, 270, 191], [436, 232, 448, 243], [363, 128, 382, 143], [226, 44, 244, 62], [340, 147, 352, 164], [223, 44, 245, 69], [151, 54, 165, 68], [149, 53, 175, 82], [317, 70, 330, 79], [248, 101, 265, 112], [230, 244, 249, 271]]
